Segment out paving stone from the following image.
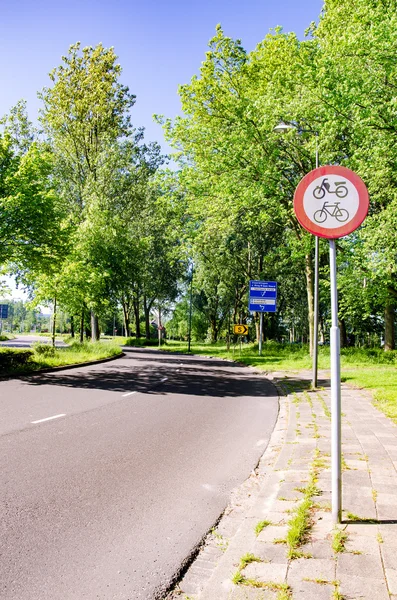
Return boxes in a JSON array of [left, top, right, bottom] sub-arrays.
[[380, 546, 397, 571], [227, 587, 277, 600], [376, 492, 397, 505], [286, 577, 332, 600], [386, 569, 397, 596], [377, 527, 397, 548], [277, 482, 304, 500], [288, 557, 335, 581], [347, 524, 379, 537], [376, 504, 397, 520], [299, 540, 334, 559], [244, 561, 288, 583], [268, 500, 297, 514], [339, 574, 390, 600], [251, 541, 288, 564], [336, 552, 384, 580], [256, 525, 288, 544], [345, 531, 380, 555]]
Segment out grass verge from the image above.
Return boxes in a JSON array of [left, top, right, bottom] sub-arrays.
[[0, 341, 122, 376]]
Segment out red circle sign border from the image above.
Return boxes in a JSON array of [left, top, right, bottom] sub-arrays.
[[293, 165, 369, 239]]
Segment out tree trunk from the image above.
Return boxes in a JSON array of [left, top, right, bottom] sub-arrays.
[[144, 295, 154, 340], [70, 315, 75, 338], [122, 302, 130, 338], [80, 306, 85, 343], [305, 253, 314, 357], [158, 305, 162, 347], [339, 318, 348, 348], [384, 302, 395, 351], [210, 316, 218, 343], [52, 296, 57, 348], [91, 311, 100, 341], [133, 297, 141, 338]]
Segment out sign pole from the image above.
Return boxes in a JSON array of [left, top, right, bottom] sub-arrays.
[[259, 313, 263, 356], [330, 239, 342, 523], [313, 235, 319, 388], [293, 164, 369, 527]]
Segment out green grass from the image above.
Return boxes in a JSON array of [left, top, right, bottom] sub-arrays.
[[255, 520, 273, 536], [239, 553, 262, 570], [34, 341, 122, 367], [1, 342, 122, 376], [332, 528, 348, 553], [0, 334, 15, 341]]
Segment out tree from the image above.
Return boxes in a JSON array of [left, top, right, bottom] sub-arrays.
[[160, 26, 326, 351], [39, 43, 136, 339]]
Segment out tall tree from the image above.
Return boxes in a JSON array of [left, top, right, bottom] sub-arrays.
[[39, 43, 136, 339]]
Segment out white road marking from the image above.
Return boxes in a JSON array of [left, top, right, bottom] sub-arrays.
[[31, 414, 66, 424], [122, 391, 138, 397], [256, 439, 267, 447], [161, 377, 168, 382]]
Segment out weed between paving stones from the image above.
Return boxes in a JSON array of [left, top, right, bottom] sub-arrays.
[[332, 528, 348, 553]]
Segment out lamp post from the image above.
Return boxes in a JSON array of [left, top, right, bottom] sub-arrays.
[[274, 120, 319, 388], [187, 262, 194, 352]]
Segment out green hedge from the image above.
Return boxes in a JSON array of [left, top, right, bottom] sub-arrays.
[[0, 348, 34, 374], [125, 337, 164, 347]]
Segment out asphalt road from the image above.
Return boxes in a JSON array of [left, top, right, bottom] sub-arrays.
[[0, 348, 278, 600], [0, 335, 68, 348]]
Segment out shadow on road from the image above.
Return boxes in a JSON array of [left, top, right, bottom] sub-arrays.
[[22, 352, 274, 398]]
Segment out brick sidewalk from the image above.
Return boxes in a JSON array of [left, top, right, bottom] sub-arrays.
[[168, 372, 397, 600]]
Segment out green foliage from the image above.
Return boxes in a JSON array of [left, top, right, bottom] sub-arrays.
[[32, 342, 56, 357], [124, 337, 162, 347], [0, 348, 34, 374]]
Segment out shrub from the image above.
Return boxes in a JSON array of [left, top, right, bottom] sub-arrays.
[[0, 348, 34, 373], [125, 337, 164, 347], [32, 342, 56, 357]]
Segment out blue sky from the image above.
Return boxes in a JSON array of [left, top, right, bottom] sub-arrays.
[[1, 0, 323, 149], [1, 0, 323, 300]]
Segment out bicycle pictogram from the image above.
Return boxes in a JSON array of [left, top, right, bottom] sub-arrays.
[[313, 201, 349, 223], [313, 178, 348, 199]]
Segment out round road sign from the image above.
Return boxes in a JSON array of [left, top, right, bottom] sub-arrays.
[[293, 166, 369, 239]]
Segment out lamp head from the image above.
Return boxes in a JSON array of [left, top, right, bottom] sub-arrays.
[[273, 120, 296, 134]]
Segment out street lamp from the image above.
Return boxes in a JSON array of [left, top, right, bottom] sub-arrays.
[[274, 120, 320, 388], [187, 261, 194, 352]]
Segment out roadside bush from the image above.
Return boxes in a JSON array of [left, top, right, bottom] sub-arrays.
[[125, 337, 164, 347], [32, 343, 56, 357], [0, 348, 34, 374]]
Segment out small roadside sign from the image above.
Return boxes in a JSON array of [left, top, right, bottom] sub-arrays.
[[234, 324, 248, 335], [0, 304, 9, 319], [293, 165, 369, 239], [249, 280, 277, 313]]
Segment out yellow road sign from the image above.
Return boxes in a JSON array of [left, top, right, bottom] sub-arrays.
[[233, 324, 248, 335]]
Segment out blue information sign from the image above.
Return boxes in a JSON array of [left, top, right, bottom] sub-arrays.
[[0, 304, 9, 319], [249, 280, 277, 313]]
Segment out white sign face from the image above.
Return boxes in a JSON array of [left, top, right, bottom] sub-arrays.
[[303, 174, 359, 230]]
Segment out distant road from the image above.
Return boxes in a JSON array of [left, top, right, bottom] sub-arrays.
[[0, 334, 68, 348], [0, 348, 278, 599]]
